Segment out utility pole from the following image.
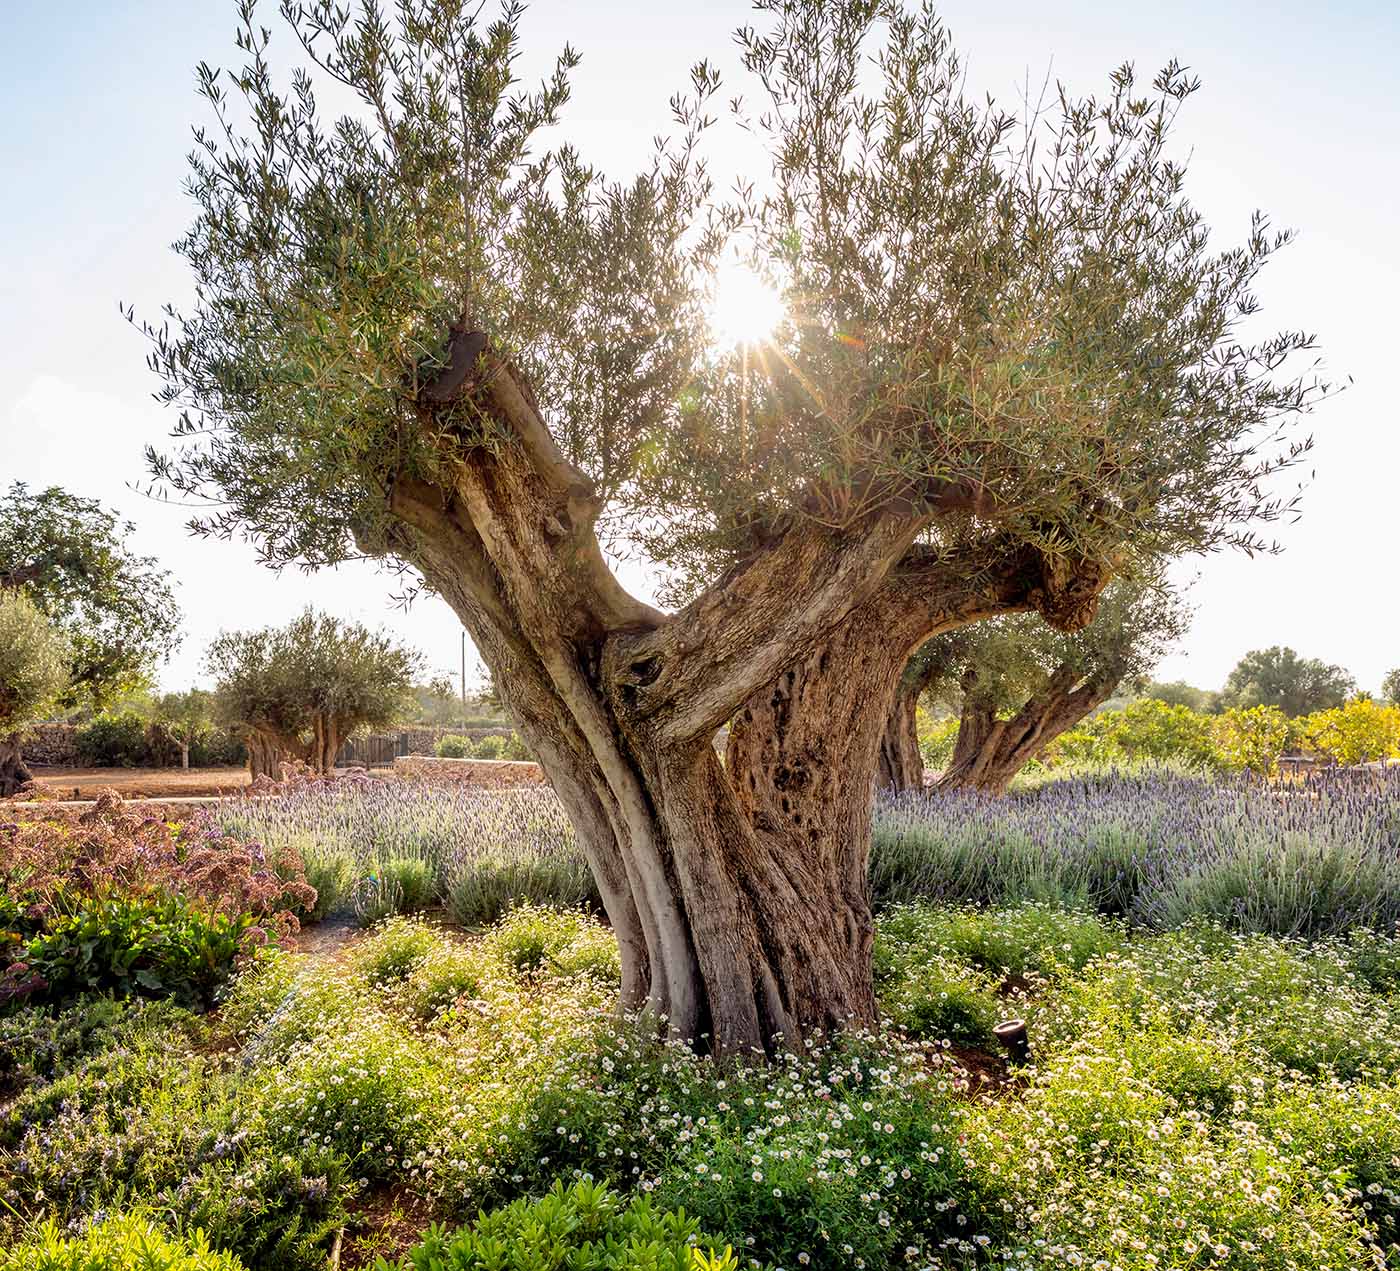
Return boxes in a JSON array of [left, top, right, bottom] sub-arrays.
[[460, 630, 467, 720]]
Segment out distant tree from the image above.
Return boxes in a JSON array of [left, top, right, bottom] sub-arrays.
[[882, 579, 1189, 794], [144, 0, 1322, 1052], [1220, 646, 1355, 717], [150, 688, 216, 770], [408, 674, 465, 727], [207, 610, 421, 779], [1144, 679, 1220, 713], [1382, 668, 1400, 706], [0, 483, 180, 785], [0, 591, 71, 795]]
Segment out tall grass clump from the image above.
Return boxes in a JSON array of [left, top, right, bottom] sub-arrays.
[[211, 780, 596, 925], [872, 768, 1400, 936]]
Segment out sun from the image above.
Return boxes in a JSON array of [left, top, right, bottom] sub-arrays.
[[706, 260, 785, 349]]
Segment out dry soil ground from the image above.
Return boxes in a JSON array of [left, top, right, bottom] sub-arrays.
[[26, 766, 253, 800]]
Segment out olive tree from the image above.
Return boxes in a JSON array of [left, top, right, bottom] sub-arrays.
[[142, 0, 1322, 1054], [0, 592, 71, 795], [150, 688, 216, 769], [881, 578, 1189, 794], [207, 609, 420, 779]]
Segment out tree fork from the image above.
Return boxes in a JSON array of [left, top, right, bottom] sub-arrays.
[[381, 339, 1109, 1056]]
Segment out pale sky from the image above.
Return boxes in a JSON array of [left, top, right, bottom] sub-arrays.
[[2, 0, 1397, 694]]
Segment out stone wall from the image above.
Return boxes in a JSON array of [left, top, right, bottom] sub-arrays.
[[392, 754, 547, 787], [20, 724, 81, 766]]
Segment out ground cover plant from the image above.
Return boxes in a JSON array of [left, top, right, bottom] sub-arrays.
[[2, 890, 1398, 1270]]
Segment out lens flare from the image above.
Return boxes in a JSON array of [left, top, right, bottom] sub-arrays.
[[706, 261, 785, 348]]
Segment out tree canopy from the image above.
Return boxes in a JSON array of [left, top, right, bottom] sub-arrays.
[[143, 0, 1319, 582], [207, 608, 421, 778], [1220, 646, 1355, 717], [1381, 668, 1400, 707], [0, 483, 180, 707], [1143, 679, 1219, 713], [141, 0, 1325, 1055]]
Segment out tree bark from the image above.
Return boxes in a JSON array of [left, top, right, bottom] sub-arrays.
[[369, 335, 1107, 1056], [245, 732, 291, 783], [876, 688, 924, 792], [935, 667, 1117, 795], [0, 735, 34, 798]]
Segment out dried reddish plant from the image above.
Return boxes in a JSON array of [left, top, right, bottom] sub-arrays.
[[1, 791, 315, 954]]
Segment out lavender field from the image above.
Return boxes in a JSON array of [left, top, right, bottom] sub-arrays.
[[871, 768, 1400, 935], [208, 767, 1400, 939]]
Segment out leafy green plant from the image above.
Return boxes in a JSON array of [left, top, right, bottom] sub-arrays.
[[0, 1215, 247, 1271], [380, 855, 436, 912], [9, 894, 250, 1009], [471, 735, 505, 761], [377, 1179, 739, 1271], [878, 952, 1000, 1045], [433, 734, 471, 759], [300, 848, 355, 920]]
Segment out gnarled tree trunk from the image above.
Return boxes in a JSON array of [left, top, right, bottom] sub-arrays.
[[0, 736, 34, 798], [371, 335, 1107, 1056], [245, 732, 291, 783], [936, 667, 1117, 795], [877, 688, 924, 792]]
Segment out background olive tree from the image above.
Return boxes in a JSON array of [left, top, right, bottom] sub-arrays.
[[141, 0, 1323, 1053], [1383, 667, 1400, 707], [0, 591, 71, 795], [208, 609, 420, 779], [881, 577, 1189, 794], [149, 689, 217, 770]]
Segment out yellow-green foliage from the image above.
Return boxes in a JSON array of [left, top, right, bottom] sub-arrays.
[[915, 709, 960, 768], [1047, 697, 1400, 774], [1295, 698, 1400, 766], [1047, 699, 1217, 769], [0, 1215, 247, 1271], [1211, 705, 1292, 774]]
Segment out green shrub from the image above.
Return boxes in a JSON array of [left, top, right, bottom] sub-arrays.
[[500, 733, 532, 761], [0, 1215, 247, 1271], [175, 1145, 350, 1271], [379, 855, 436, 912], [73, 711, 153, 767], [433, 734, 470, 759], [1339, 927, 1400, 994], [1146, 834, 1400, 939], [0, 994, 194, 1099], [876, 902, 1122, 983], [353, 916, 438, 987], [471, 734, 505, 760], [10, 895, 250, 1010], [399, 941, 488, 1020], [483, 905, 616, 981], [187, 726, 247, 767], [377, 1179, 739, 1271], [878, 953, 1000, 1045], [300, 848, 356, 920], [443, 855, 597, 929]]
